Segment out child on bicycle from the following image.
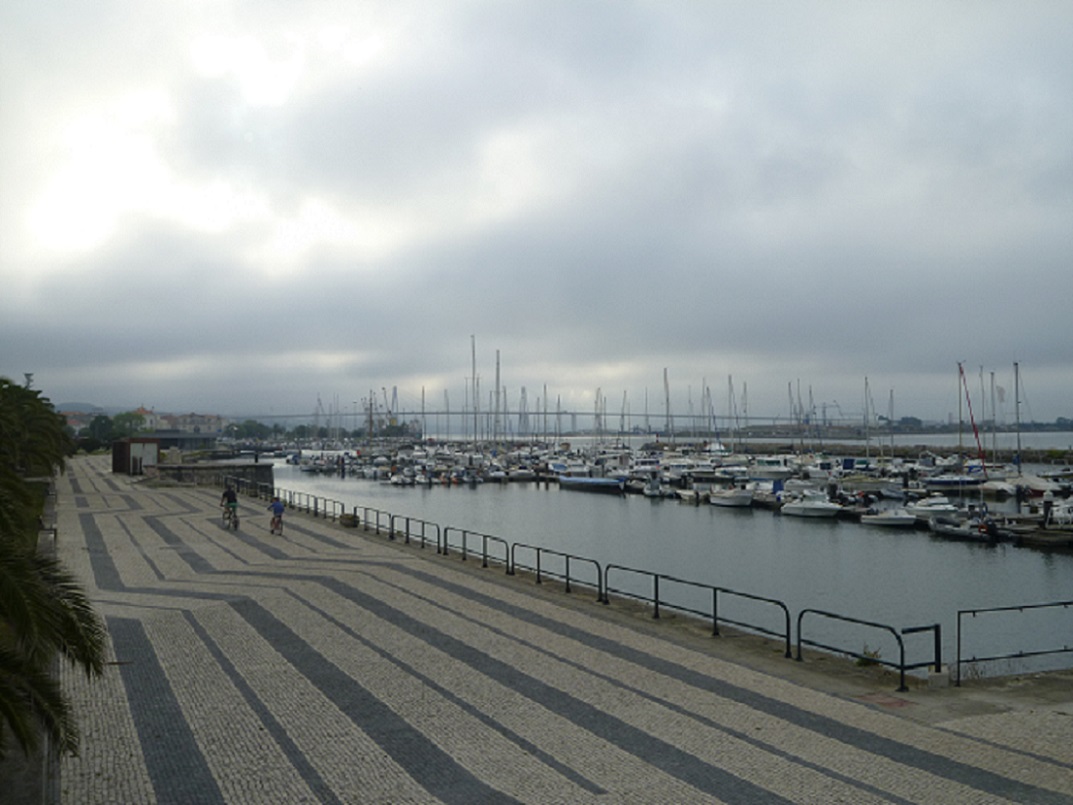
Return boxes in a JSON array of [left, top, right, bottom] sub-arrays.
[[267, 496, 285, 534]]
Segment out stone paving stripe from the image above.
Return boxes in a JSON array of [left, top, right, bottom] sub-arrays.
[[57, 457, 1073, 804], [157, 491, 211, 515], [81, 512, 125, 591], [287, 587, 610, 797], [82, 511, 244, 604], [281, 521, 361, 550], [289, 573, 797, 805], [180, 610, 344, 805], [225, 524, 293, 561], [393, 564, 1073, 805], [114, 517, 167, 581], [358, 564, 919, 805], [230, 597, 524, 805], [129, 509, 1067, 805], [144, 516, 219, 574], [119, 494, 142, 510], [108, 616, 224, 805]]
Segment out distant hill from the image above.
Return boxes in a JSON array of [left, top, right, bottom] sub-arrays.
[[56, 402, 107, 413]]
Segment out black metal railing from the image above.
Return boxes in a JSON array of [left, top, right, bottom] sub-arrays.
[[955, 600, 1073, 686], [217, 475, 1070, 688], [606, 565, 792, 657], [358, 506, 389, 536], [511, 543, 603, 602], [389, 514, 440, 549], [442, 526, 511, 569], [797, 609, 942, 691]]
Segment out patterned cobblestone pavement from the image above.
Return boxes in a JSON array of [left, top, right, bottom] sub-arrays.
[[56, 456, 1073, 804]]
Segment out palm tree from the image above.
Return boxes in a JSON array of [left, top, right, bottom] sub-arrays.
[[0, 377, 106, 759]]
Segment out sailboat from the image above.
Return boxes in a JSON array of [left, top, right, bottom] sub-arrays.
[[1009, 362, 1061, 499], [924, 363, 986, 492]]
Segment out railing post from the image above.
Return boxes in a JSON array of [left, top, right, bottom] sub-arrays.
[[956, 612, 963, 687], [795, 611, 805, 661], [712, 588, 720, 636], [932, 623, 942, 672], [564, 556, 572, 594], [652, 575, 660, 619], [897, 637, 907, 692], [535, 548, 542, 584]]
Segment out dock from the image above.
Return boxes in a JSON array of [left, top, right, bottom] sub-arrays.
[[48, 455, 1073, 803]]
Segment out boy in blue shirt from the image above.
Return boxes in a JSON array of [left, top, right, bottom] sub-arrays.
[[267, 496, 285, 534]]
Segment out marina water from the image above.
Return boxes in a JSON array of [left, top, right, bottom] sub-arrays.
[[267, 457, 1073, 679]]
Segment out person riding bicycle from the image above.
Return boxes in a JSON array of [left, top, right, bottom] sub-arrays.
[[267, 496, 285, 533], [220, 485, 238, 521]]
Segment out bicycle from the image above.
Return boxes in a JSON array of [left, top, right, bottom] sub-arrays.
[[222, 505, 240, 530]]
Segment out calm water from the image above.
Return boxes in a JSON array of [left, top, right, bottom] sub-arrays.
[[268, 462, 1073, 676]]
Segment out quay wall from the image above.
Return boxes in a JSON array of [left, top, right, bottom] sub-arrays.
[[150, 462, 274, 487]]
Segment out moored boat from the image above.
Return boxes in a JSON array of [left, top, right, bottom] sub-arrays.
[[904, 494, 960, 522], [779, 492, 841, 518], [709, 485, 755, 508], [860, 507, 917, 528], [558, 475, 625, 494]]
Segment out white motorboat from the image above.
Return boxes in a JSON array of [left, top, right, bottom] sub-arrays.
[[709, 485, 755, 508], [779, 492, 841, 518], [748, 455, 797, 481], [904, 494, 960, 521], [860, 507, 917, 528]]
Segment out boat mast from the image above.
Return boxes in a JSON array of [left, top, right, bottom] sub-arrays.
[[493, 349, 501, 447], [957, 362, 964, 460], [989, 371, 997, 464], [888, 388, 895, 458], [863, 376, 870, 461], [1014, 361, 1022, 476], [663, 368, 672, 444], [444, 390, 450, 442], [471, 335, 478, 448]]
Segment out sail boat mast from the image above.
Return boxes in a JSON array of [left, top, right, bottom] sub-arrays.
[[1015, 361, 1022, 475]]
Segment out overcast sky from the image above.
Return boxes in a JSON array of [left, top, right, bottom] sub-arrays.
[[3, 1, 1071, 429]]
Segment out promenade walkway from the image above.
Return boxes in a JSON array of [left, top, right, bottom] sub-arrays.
[[54, 455, 1073, 803]]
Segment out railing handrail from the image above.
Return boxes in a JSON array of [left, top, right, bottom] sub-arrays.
[[358, 506, 389, 536], [510, 542, 604, 602], [442, 526, 510, 569], [796, 608, 944, 692], [388, 513, 441, 549], [606, 564, 792, 657], [955, 599, 1073, 686]]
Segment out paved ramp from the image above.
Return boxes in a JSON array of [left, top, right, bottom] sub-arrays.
[[56, 456, 1073, 803]]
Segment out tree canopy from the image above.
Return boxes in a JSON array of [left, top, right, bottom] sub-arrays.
[[0, 377, 106, 758]]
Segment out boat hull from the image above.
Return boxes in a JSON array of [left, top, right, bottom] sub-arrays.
[[558, 476, 625, 494], [709, 489, 754, 508], [780, 502, 841, 518]]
